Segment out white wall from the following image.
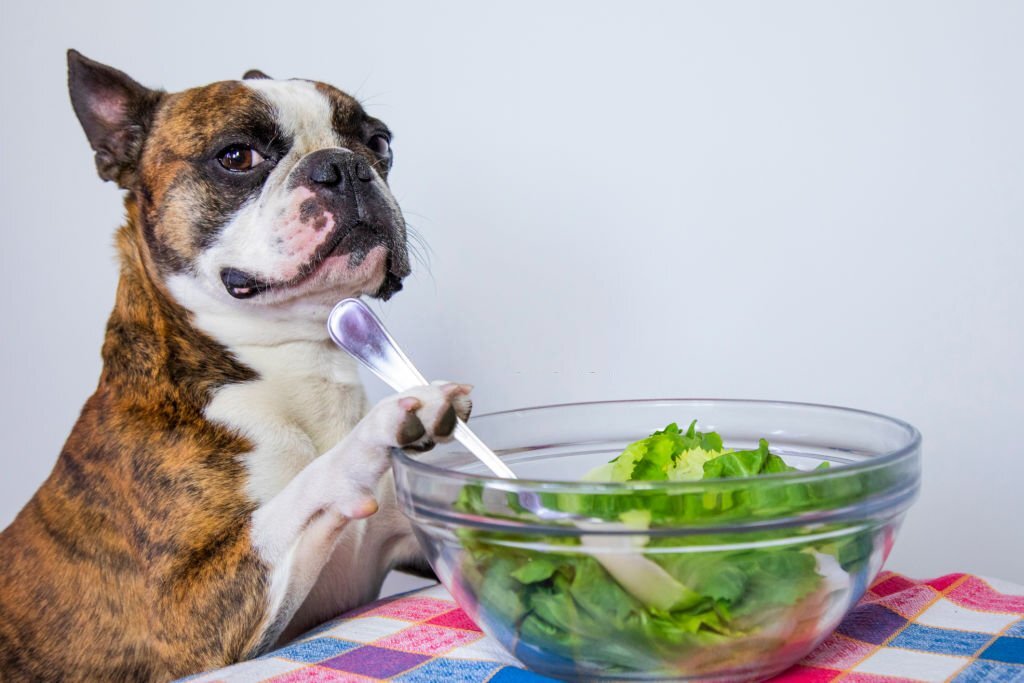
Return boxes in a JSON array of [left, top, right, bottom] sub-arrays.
[[1, 1, 1021, 583]]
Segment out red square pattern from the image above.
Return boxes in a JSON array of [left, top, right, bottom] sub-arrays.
[[870, 575, 918, 598], [426, 609, 482, 632], [841, 674, 922, 683], [768, 665, 841, 682], [801, 633, 876, 669], [362, 597, 454, 622], [924, 574, 966, 593], [374, 623, 482, 655], [948, 576, 1024, 614], [270, 666, 373, 682], [871, 585, 940, 620]]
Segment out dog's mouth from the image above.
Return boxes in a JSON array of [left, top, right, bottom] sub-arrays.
[[219, 268, 272, 299], [219, 223, 409, 301]]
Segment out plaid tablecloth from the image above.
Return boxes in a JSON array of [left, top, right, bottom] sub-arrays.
[[185, 572, 1024, 683]]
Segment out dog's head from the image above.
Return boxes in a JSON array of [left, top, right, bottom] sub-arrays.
[[67, 50, 410, 319]]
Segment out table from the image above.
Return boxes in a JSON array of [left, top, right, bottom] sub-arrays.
[[184, 572, 1024, 682]]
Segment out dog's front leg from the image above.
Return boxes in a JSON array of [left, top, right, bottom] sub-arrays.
[[248, 381, 471, 650]]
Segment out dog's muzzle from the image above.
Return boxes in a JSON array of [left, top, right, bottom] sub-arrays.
[[219, 148, 410, 300]]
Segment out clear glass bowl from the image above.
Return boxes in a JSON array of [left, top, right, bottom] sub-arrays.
[[391, 399, 921, 681]]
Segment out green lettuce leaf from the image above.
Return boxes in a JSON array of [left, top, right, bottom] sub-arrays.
[[453, 420, 864, 674]]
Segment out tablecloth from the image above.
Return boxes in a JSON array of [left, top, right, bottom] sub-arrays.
[[184, 572, 1024, 682]]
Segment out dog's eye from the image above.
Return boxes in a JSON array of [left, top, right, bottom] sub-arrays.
[[368, 134, 390, 158], [217, 144, 265, 172]]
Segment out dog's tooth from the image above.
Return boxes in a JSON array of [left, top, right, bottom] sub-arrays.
[[233, 287, 251, 296]]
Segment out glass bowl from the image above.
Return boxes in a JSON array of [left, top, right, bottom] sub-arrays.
[[391, 399, 921, 681]]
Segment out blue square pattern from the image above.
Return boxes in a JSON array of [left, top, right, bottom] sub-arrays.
[[1006, 620, 1024, 638], [952, 660, 1024, 683], [489, 666, 561, 682], [272, 636, 359, 663], [394, 658, 502, 683], [889, 623, 992, 657], [981, 636, 1024, 665]]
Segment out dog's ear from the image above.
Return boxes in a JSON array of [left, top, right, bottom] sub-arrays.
[[242, 69, 271, 80], [67, 49, 163, 188]]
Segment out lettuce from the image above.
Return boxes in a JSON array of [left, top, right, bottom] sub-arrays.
[[584, 421, 728, 483], [454, 422, 870, 675]]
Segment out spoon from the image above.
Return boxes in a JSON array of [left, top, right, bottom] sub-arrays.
[[327, 298, 587, 521], [326, 298, 515, 478], [326, 298, 689, 609]]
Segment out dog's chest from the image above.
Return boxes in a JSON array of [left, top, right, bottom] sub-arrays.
[[205, 340, 368, 504]]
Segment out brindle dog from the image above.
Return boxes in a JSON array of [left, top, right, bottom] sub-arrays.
[[0, 51, 469, 681]]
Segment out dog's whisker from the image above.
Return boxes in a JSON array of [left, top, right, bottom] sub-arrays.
[[351, 74, 372, 100], [404, 223, 434, 281], [358, 92, 389, 109]]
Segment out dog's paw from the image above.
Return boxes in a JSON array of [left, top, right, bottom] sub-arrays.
[[317, 382, 472, 514], [363, 381, 473, 453]]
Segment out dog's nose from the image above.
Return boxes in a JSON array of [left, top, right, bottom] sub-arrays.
[[309, 157, 342, 187], [354, 158, 373, 182], [303, 149, 375, 190], [304, 148, 358, 189]]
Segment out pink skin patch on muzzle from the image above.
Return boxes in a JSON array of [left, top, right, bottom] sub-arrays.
[[303, 245, 389, 294], [272, 187, 338, 281]]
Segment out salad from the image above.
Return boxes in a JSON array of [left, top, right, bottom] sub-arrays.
[[453, 421, 875, 673]]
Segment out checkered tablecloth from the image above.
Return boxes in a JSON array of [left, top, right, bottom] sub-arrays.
[[185, 572, 1024, 683]]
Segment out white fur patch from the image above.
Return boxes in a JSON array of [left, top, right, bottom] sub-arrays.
[[245, 383, 467, 644], [166, 274, 342, 346], [187, 292, 378, 645], [244, 80, 339, 156], [204, 339, 367, 505], [161, 77, 419, 648], [169, 252, 417, 647]]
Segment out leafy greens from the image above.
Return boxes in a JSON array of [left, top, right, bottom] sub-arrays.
[[453, 421, 871, 674]]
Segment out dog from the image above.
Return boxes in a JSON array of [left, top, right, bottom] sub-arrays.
[[0, 50, 472, 681]]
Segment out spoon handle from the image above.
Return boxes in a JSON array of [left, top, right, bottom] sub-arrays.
[[452, 421, 517, 478], [327, 298, 517, 479]]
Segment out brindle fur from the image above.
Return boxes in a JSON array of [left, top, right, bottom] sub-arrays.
[[0, 51, 411, 682], [0, 203, 269, 679]]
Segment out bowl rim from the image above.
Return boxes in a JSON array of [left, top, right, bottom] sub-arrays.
[[391, 397, 922, 492]]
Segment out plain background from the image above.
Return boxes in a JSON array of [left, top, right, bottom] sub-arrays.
[[1, 0, 1021, 592]]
